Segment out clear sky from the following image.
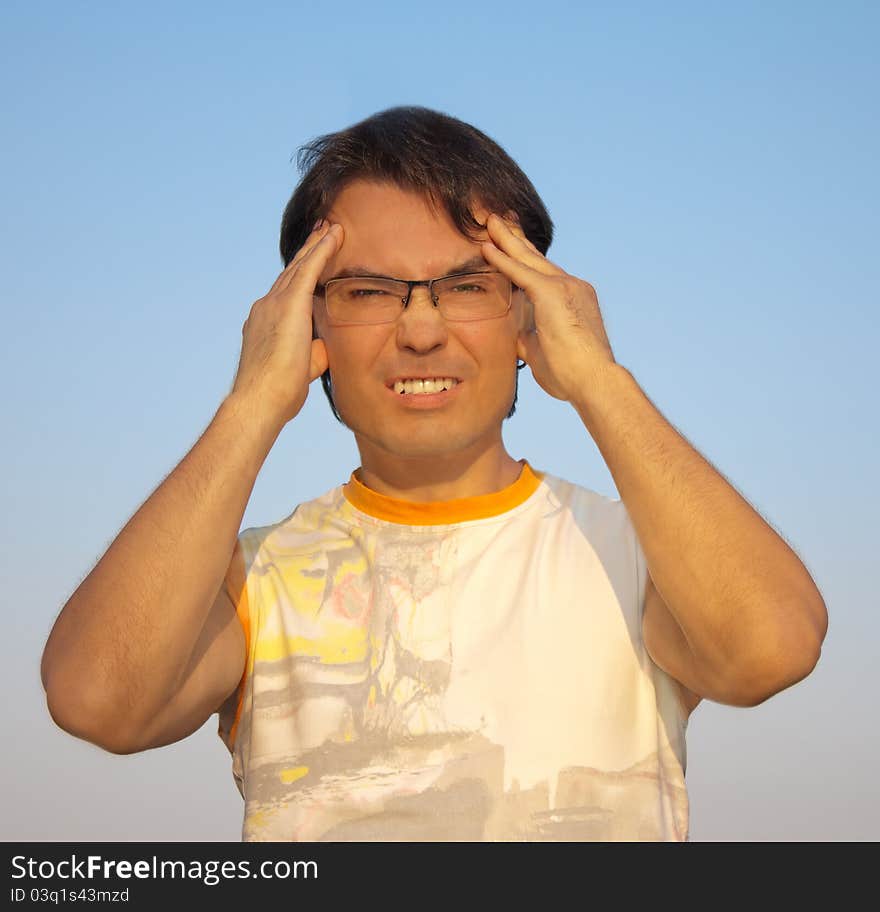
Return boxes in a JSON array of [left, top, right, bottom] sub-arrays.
[[3, 1, 877, 841]]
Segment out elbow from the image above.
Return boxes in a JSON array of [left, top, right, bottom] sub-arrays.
[[736, 649, 822, 708], [776, 594, 828, 696], [44, 676, 143, 756], [721, 612, 826, 708]]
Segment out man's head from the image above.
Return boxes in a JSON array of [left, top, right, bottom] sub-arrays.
[[278, 106, 553, 460]]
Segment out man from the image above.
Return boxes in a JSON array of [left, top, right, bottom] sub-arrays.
[[40, 106, 827, 841]]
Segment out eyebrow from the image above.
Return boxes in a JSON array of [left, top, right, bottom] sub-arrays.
[[327, 255, 489, 282]]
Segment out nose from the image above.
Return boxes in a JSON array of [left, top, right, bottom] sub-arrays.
[[395, 284, 448, 353]]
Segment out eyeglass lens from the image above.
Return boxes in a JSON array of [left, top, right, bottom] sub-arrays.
[[324, 273, 511, 324]]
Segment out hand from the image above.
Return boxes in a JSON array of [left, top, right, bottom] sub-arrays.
[[230, 220, 344, 426], [480, 213, 616, 403]]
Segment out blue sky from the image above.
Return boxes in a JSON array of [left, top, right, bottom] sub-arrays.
[[2, 1, 877, 840]]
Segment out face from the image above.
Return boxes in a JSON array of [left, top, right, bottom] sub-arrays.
[[313, 179, 528, 464]]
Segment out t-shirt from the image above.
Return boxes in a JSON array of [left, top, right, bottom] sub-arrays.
[[217, 460, 690, 841]]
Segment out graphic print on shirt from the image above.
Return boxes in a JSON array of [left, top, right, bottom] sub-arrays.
[[219, 467, 690, 841]]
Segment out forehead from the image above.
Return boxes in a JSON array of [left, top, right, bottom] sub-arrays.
[[320, 179, 491, 281]]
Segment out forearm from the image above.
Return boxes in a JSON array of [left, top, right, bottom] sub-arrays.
[[573, 363, 827, 682], [41, 392, 282, 735]]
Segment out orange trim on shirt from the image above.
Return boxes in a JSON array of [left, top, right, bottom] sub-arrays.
[[221, 540, 250, 751], [227, 587, 250, 750], [342, 459, 544, 525]]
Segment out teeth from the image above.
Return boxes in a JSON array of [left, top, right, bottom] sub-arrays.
[[392, 377, 459, 395]]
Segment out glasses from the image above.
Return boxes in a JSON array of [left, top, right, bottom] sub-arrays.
[[314, 271, 512, 326]]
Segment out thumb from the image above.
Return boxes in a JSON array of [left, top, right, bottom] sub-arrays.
[[309, 338, 329, 381]]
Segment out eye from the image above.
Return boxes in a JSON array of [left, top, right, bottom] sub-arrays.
[[349, 287, 391, 298], [450, 281, 490, 293]]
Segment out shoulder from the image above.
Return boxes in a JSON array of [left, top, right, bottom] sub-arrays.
[[239, 483, 352, 555], [537, 475, 642, 565], [536, 471, 624, 523]]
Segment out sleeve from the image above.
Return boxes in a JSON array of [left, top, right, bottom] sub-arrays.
[[216, 533, 252, 754]]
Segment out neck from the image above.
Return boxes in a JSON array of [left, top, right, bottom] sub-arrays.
[[354, 437, 524, 502]]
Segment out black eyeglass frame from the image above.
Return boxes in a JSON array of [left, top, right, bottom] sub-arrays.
[[313, 270, 514, 326]]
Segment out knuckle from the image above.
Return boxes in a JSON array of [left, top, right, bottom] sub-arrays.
[[245, 297, 265, 325], [551, 275, 570, 292]]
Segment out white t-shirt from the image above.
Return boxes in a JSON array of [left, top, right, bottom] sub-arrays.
[[218, 460, 690, 841]]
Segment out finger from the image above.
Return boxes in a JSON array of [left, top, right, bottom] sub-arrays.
[[507, 222, 555, 265], [275, 222, 341, 296], [503, 215, 528, 242], [500, 222, 561, 273], [487, 213, 562, 276], [269, 220, 331, 294], [512, 228, 545, 257], [498, 213, 532, 244], [272, 220, 331, 292], [480, 239, 547, 298], [507, 225, 542, 256], [289, 222, 344, 295]]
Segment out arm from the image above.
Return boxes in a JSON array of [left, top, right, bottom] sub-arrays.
[[40, 219, 343, 753], [577, 364, 827, 708], [40, 393, 278, 753], [481, 214, 827, 708]]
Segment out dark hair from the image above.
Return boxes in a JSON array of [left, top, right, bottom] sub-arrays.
[[279, 105, 553, 423]]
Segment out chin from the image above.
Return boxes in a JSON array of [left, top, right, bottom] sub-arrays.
[[345, 418, 490, 462], [366, 427, 478, 460]]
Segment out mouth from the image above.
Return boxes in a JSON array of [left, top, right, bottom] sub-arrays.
[[387, 377, 461, 396], [383, 376, 463, 409]]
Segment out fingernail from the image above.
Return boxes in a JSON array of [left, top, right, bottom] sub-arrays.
[[313, 218, 325, 231]]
